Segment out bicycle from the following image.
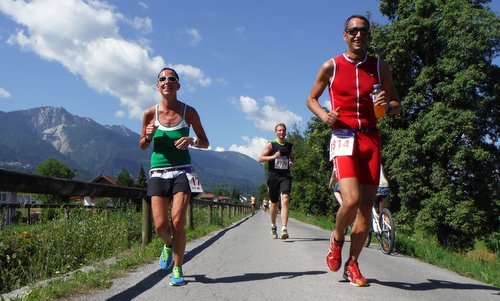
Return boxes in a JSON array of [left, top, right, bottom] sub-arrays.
[[364, 193, 396, 255], [332, 183, 396, 255]]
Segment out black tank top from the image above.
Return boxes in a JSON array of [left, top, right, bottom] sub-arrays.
[[268, 140, 293, 178]]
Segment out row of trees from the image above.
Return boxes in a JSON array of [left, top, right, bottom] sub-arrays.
[[285, 0, 499, 252]]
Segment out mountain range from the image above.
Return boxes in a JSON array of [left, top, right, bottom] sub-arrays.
[[0, 107, 265, 193]]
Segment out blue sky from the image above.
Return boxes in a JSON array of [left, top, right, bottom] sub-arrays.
[[0, 0, 498, 161]]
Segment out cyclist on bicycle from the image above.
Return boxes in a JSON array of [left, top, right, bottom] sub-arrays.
[[330, 164, 390, 207], [331, 164, 391, 243]]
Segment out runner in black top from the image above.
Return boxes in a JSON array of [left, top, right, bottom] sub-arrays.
[[258, 123, 294, 239]]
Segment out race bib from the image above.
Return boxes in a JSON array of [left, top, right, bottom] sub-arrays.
[[274, 156, 289, 170], [329, 129, 355, 161], [186, 172, 204, 193]]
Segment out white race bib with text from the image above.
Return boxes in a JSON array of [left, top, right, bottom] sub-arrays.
[[274, 156, 289, 170], [329, 129, 355, 161], [186, 172, 204, 193]]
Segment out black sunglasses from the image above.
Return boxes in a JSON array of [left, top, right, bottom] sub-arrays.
[[345, 27, 370, 36], [158, 76, 178, 83]]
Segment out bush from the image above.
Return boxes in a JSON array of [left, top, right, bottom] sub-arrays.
[[484, 231, 500, 257], [415, 187, 485, 251], [0, 208, 141, 294]]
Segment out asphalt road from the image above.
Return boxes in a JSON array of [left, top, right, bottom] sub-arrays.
[[69, 211, 499, 301]]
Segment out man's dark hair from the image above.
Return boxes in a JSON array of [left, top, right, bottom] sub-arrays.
[[344, 15, 370, 31], [275, 123, 287, 132], [157, 67, 180, 81]]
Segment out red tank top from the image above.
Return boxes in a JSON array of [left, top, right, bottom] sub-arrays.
[[328, 54, 380, 129]]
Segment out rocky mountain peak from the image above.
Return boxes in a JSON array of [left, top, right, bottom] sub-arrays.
[[27, 106, 75, 134]]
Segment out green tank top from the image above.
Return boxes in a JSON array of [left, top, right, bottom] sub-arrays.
[[150, 103, 191, 168]]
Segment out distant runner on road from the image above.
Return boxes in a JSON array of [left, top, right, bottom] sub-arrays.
[[258, 123, 294, 240]]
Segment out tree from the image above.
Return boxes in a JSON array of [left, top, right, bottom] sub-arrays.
[[116, 168, 134, 208], [369, 0, 499, 250], [35, 157, 75, 180], [35, 157, 75, 219], [212, 187, 230, 197], [116, 169, 134, 187], [257, 182, 269, 204], [231, 189, 240, 203], [135, 165, 147, 189], [35, 157, 74, 205], [290, 118, 336, 216]]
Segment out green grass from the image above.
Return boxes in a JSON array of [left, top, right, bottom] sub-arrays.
[[290, 210, 499, 288], [395, 234, 499, 287], [289, 210, 334, 231], [1, 205, 249, 300]]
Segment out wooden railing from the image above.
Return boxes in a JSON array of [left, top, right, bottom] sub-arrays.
[[0, 168, 251, 246]]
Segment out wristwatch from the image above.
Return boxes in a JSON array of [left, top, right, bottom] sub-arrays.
[[193, 137, 199, 147]]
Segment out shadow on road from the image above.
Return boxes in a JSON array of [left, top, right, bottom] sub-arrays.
[[106, 269, 166, 301], [282, 237, 330, 243], [106, 216, 251, 301], [190, 270, 327, 284], [369, 278, 500, 293]]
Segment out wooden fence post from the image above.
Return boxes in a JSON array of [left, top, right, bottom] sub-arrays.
[[142, 197, 152, 247], [208, 204, 212, 224], [220, 205, 224, 224]]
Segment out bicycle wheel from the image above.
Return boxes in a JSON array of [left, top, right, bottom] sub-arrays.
[[378, 208, 395, 254]]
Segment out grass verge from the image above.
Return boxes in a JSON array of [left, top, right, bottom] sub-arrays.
[[289, 210, 499, 288], [1, 205, 249, 301]]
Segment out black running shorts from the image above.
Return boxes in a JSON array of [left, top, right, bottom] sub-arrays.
[[267, 177, 292, 203], [147, 173, 190, 197]]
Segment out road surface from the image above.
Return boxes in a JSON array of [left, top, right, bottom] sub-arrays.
[[70, 211, 499, 301]]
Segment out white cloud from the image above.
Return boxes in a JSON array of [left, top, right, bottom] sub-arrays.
[[128, 16, 152, 34], [0, 87, 11, 98], [0, 0, 211, 120], [185, 28, 201, 46], [263, 95, 276, 105], [239, 96, 259, 114], [229, 136, 268, 161], [323, 99, 331, 110], [138, 2, 148, 10], [172, 64, 212, 87], [215, 146, 225, 152], [115, 110, 125, 118], [235, 95, 302, 132]]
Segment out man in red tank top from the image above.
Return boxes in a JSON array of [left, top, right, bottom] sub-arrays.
[[306, 15, 401, 287]]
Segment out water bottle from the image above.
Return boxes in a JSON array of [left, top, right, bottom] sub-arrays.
[[372, 84, 385, 119]]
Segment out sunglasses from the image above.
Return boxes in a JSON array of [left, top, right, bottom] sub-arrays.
[[158, 76, 178, 83], [345, 27, 370, 36]]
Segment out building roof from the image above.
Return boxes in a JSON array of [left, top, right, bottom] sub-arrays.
[[218, 196, 231, 202], [198, 193, 215, 199], [90, 175, 117, 185]]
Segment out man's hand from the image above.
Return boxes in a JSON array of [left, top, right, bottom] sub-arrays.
[[322, 107, 341, 126]]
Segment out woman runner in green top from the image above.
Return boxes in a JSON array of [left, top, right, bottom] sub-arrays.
[[140, 67, 209, 286]]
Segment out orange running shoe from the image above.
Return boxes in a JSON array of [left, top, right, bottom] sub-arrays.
[[343, 261, 369, 287], [325, 235, 343, 272]]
